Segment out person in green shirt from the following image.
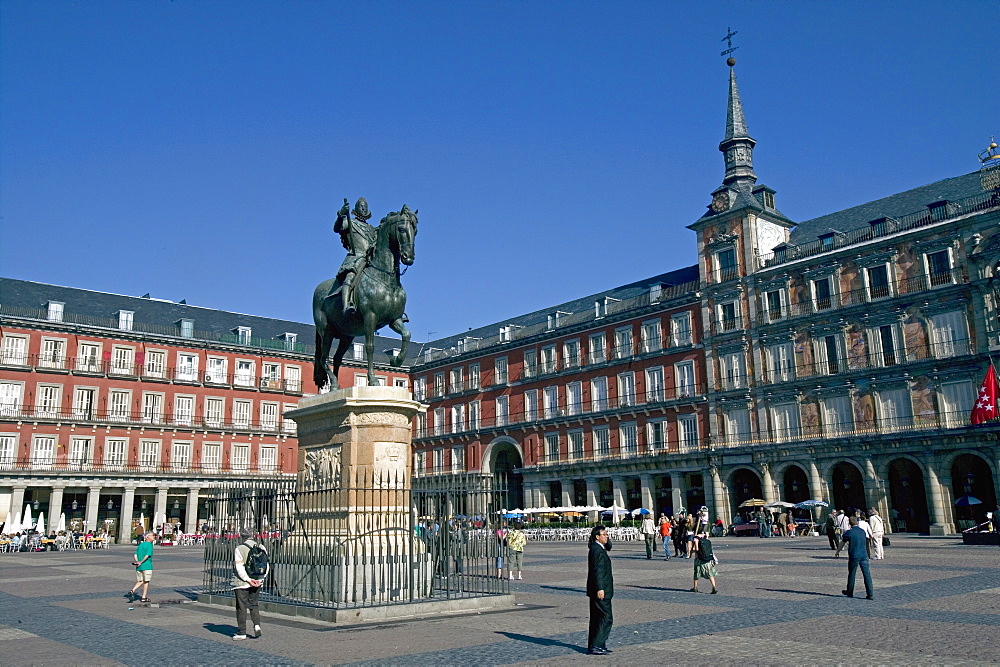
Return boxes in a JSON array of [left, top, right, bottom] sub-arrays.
[[128, 532, 155, 602]]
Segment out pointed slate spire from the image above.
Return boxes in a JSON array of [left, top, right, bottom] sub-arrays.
[[719, 62, 757, 187]]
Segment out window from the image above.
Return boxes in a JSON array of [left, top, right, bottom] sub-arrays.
[[171, 441, 192, 470], [0, 382, 23, 417], [142, 392, 164, 424], [678, 414, 699, 450], [236, 327, 252, 345], [450, 367, 463, 393], [593, 426, 610, 458], [649, 283, 663, 302], [614, 327, 633, 359], [812, 276, 835, 311], [451, 445, 465, 472], [284, 365, 301, 392], [282, 403, 297, 433], [469, 401, 480, 429], [117, 310, 134, 330], [69, 436, 92, 470], [543, 386, 558, 418], [433, 407, 445, 435], [878, 388, 912, 431], [940, 380, 975, 427], [524, 389, 538, 422], [230, 444, 249, 471], [647, 419, 666, 451], [720, 352, 745, 390], [499, 325, 513, 342], [541, 346, 557, 373], [104, 438, 127, 469], [675, 361, 696, 398], [620, 422, 638, 455], [718, 300, 739, 331], [645, 367, 664, 402], [469, 364, 480, 389], [929, 311, 969, 359], [820, 233, 835, 250], [261, 402, 279, 430], [815, 334, 844, 375], [0, 435, 13, 470], [764, 289, 786, 322], [926, 249, 953, 286], [233, 400, 252, 428], [724, 407, 751, 445], [179, 319, 194, 338], [414, 450, 426, 474], [617, 372, 635, 407], [262, 362, 281, 388], [431, 372, 445, 397], [259, 446, 278, 472], [414, 412, 427, 436], [412, 377, 426, 402], [595, 299, 607, 318], [36, 384, 61, 417], [205, 397, 224, 427], [772, 402, 801, 442], [451, 404, 465, 432], [144, 350, 166, 378], [545, 433, 560, 462], [670, 312, 693, 347], [47, 301, 64, 322], [494, 357, 508, 384], [589, 333, 606, 364], [176, 353, 198, 382], [822, 395, 854, 435], [566, 382, 582, 415], [522, 349, 537, 379], [77, 342, 101, 372], [282, 333, 297, 351], [139, 439, 159, 471], [111, 346, 135, 375], [206, 357, 228, 384], [496, 395, 509, 427], [433, 448, 444, 471], [73, 387, 96, 419], [569, 430, 584, 459], [32, 436, 56, 469], [235, 360, 254, 387], [641, 321, 661, 353], [353, 342, 364, 359], [1, 335, 28, 366], [563, 339, 581, 368], [591, 377, 608, 412], [716, 248, 738, 282], [866, 264, 892, 300], [202, 443, 221, 470], [40, 338, 66, 369], [767, 342, 795, 382], [174, 395, 194, 426], [108, 390, 130, 422], [871, 324, 901, 367]]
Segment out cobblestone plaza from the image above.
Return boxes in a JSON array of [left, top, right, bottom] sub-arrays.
[[1, 535, 997, 665]]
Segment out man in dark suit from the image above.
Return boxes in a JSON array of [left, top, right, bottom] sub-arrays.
[[586, 525, 614, 655], [841, 516, 874, 600]]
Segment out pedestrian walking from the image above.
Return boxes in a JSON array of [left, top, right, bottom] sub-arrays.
[[127, 531, 155, 603], [658, 515, 671, 559], [833, 510, 851, 556], [672, 515, 686, 557], [586, 525, 614, 655], [690, 532, 718, 594], [495, 525, 507, 579], [841, 516, 874, 600], [232, 528, 269, 640], [825, 511, 837, 550], [778, 511, 789, 537], [684, 512, 696, 557], [640, 514, 656, 559], [868, 508, 886, 560], [506, 522, 526, 580]]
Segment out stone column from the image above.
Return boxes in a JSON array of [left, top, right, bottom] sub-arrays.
[[85, 485, 102, 532], [924, 459, 953, 535], [119, 488, 136, 543], [185, 487, 201, 534], [611, 476, 627, 510], [640, 474, 655, 513], [670, 472, 685, 514], [585, 478, 600, 522], [48, 486, 65, 525], [154, 487, 169, 530], [862, 458, 882, 511], [808, 461, 824, 502], [709, 466, 728, 526], [10, 486, 26, 520], [560, 483, 573, 508], [761, 463, 776, 503], [536, 482, 549, 508]]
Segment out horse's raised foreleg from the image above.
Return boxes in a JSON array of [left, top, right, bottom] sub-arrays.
[[364, 309, 377, 386], [331, 336, 352, 388], [387, 317, 411, 367]]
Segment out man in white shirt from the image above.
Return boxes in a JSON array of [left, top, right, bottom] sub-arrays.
[[640, 515, 656, 559], [868, 508, 886, 560], [833, 510, 851, 557]]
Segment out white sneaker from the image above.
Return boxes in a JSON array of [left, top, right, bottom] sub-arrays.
[[253, 625, 262, 638], [233, 634, 247, 641], [509, 574, 514, 580], [516, 575, 522, 580]]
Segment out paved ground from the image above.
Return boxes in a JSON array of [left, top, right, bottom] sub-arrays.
[[1, 533, 998, 665]]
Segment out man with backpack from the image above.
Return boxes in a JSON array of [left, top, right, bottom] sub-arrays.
[[232, 528, 269, 640], [690, 531, 718, 594]]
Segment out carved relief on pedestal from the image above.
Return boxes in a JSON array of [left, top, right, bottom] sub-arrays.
[[373, 441, 407, 489], [351, 411, 411, 428], [301, 446, 343, 490]]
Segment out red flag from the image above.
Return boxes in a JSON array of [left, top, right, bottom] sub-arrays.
[[971, 364, 999, 425]]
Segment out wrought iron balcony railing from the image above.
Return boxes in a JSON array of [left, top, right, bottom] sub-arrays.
[[0, 457, 291, 476]]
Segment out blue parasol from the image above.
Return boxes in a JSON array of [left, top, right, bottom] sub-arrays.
[[954, 495, 982, 507]]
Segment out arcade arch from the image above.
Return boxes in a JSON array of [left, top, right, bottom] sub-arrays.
[[830, 461, 865, 511], [886, 457, 930, 533], [482, 437, 524, 510], [950, 453, 997, 527]]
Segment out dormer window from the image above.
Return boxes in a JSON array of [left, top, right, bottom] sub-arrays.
[[649, 284, 662, 302], [117, 310, 134, 331], [499, 325, 512, 342], [819, 233, 835, 251], [763, 191, 775, 208], [235, 326, 251, 345], [46, 301, 64, 322], [178, 319, 194, 338], [282, 332, 297, 350]]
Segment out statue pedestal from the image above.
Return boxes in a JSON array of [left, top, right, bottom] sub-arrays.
[[281, 386, 428, 605]]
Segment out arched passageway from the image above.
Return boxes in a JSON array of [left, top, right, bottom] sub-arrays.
[[782, 465, 810, 504], [831, 462, 865, 512], [491, 444, 523, 510], [951, 454, 997, 528], [887, 458, 929, 533], [730, 468, 762, 519]]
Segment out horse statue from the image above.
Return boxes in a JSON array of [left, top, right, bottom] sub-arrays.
[[312, 205, 417, 389]]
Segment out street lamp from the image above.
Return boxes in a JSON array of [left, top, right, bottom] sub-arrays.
[[71, 500, 78, 511], [33, 499, 40, 510], [106, 499, 114, 510]]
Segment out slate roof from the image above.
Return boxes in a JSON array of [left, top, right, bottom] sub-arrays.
[[788, 170, 985, 245], [0, 277, 417, 362]]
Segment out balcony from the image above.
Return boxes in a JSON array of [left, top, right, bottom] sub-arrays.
[[0, 458, 292, 477], [0, 405, 296, 434]]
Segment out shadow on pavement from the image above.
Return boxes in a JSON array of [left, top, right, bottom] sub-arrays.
[[757, 588, 841, 597], [203, 622, 238, 636], [496, 631, 587, 654]]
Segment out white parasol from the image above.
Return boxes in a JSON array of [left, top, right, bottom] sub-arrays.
[[57, 513, 67, 533], [35, 511, 46, 536], [2, 511, 12, 532], [12, 511, 21, 533], [21, 503, 33, 531]]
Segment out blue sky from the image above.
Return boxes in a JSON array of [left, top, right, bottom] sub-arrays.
[[2, 1, 997, 342]]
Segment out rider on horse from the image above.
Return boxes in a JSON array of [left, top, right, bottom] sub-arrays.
[[326, 197, 377, 314]]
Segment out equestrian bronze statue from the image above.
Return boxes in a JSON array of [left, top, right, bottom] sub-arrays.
[[312, 198, 417, 389]]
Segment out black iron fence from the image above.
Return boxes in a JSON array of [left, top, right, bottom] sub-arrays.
[[202, 472, 509, 609]]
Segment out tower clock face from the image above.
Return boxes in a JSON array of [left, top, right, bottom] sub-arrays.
[[756, 218, 784, 253], [711, 190, 731, 213]]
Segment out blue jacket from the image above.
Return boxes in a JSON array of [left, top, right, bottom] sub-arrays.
[[841, 526, 869, 560]]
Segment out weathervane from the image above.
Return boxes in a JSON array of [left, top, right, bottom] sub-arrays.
[[721, 27, 739, 66]]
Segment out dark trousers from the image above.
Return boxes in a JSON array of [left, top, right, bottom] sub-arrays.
[[588, 596, 613, 649], [846, 557, 874, 598], [235, 586, 261, 633], [644, 535, 655, 558], [827, 529, 837, 550]]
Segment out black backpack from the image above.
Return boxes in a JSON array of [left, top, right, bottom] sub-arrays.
[[243, 542, 268, 579], [696, 537, 714, 562]]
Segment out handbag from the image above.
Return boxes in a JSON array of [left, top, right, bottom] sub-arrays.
[[882, 536, 891, 547]]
